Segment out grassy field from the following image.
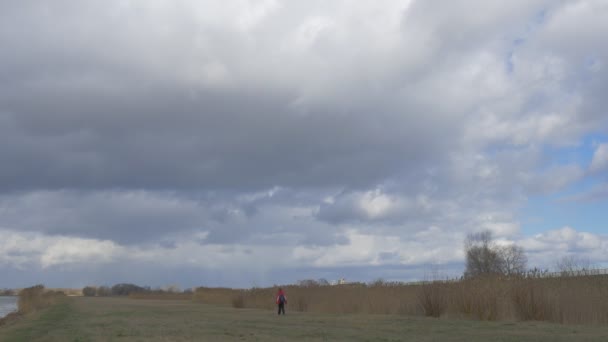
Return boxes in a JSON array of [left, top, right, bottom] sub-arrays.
[[1, 297, 608, 341]]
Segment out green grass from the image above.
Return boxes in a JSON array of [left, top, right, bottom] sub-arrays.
[[1, 297, 607, 341]]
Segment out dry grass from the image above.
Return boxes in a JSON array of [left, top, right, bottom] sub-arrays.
[[450, 276, 507, 321], [17, 285, 65, 314], [417, 282, 448, 317], [193, 287, 238, 306], [511, 278, 554, 321], [47, 288, 82, 296], [540, 275, 608, 325], [231, 292, 246, 308], [193, 275, 608, 325], [128, 292, 193, 300], [195, 283, 421, 315]]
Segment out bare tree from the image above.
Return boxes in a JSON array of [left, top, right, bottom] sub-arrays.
[[464, 231, 503, 277], [464, 231, 527, 278], [317, 278, 330, 286], [555, 255, 591, 276], [498, 245, 527, 276]]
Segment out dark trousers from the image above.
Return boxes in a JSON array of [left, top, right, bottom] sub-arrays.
[[277, 303, 285, 315]]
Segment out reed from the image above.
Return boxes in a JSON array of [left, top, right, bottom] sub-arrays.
[[17, 285, 65, 314], [128, 292, 193, 300], [193, 274, 608, 325]]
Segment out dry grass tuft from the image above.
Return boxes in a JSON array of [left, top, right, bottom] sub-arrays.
[[231, 292, 246, 308], [417, 282, 447, 318]]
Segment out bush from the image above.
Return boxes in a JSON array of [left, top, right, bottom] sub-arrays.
[[97, 286, 112, 297], [82, 286, 97, 297], [111, 283, 144, 296]]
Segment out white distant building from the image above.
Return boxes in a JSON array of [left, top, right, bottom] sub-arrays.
[[331, 278, 347, 285]]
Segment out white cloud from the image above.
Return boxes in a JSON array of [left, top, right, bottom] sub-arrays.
[[40, 238, 121, 269], [520, 227, 608, 268], [590, 144, 608, 172], [292, 228, 463, 268], [0, 230, 123, 269]]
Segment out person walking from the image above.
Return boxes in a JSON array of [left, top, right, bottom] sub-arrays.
[[276, 288, 287, 315]]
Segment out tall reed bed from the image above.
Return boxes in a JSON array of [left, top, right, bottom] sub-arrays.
[[511, 275, 608, 324], [193, 275, 608, 325], [18, 285, 65, 314], [194, 283, 421, 315], [128, 292, 193, 300]]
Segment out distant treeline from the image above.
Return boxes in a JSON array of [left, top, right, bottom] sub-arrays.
[[82, 283, 190, 297], [0, 289, 17, 296]]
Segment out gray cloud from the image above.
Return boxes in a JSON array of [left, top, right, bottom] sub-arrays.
[[0, 1, 607, 286], [2, 1, 605, 194], [0, 191, 208, 243], [0, 1, 457, 193]]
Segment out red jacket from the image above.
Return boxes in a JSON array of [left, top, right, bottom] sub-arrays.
[[276, 290, 287, 304]]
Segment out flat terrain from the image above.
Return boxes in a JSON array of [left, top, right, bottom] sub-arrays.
[[1, 297, 607, 341]]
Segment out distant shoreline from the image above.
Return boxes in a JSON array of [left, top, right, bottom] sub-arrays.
[[0, 296, 18, 322]]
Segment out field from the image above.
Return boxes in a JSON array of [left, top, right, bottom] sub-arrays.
[[1, 296, 608, 341]]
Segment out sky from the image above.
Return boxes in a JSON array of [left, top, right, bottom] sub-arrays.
[[1, 0, 607, 289]]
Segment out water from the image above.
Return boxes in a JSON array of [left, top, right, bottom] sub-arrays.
[[0, 296, 18, 318]]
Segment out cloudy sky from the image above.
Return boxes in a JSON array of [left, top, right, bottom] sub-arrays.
[[1, 0, 607, 289]]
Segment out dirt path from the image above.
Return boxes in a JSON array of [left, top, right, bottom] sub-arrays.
[[0, 297, 607, 341]]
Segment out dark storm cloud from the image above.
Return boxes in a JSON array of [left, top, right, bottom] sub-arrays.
[[0, 65, 451, 193], [0, 1, 458, 194]]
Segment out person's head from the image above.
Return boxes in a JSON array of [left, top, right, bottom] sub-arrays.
[[278, 287, 283, 293]]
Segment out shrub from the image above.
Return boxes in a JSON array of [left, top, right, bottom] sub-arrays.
[[82, 286, 97, 297], [97, 286, 112, 297], [111, 283, 144, 296]]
